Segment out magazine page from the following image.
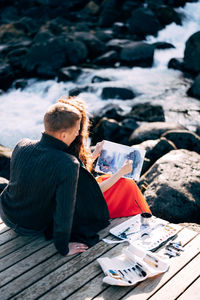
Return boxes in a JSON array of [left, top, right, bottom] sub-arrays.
[[95, 140, 146, 181]]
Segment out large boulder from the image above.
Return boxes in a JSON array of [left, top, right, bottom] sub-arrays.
[[120, 42, 154, 67], [57, 66, 82, 82], [149, 4, 182, 26], [91, 117, 120, 145], [129, 122, 185, 145], [184, 31, 200, 75], [162, 129, 200, 154], [128, 8, 162, 38], [127, 102, 165, 122], [93, 50, 119, 66], [139, 149, 200, 223], [187, 73, 200, 100], [98, 0, 121, 28], [101, 86, 135, 100]]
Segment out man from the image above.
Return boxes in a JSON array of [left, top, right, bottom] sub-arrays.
[[0, 102, 110, 255]]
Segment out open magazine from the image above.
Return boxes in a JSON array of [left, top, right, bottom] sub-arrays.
[[95, 140, 146, 181]]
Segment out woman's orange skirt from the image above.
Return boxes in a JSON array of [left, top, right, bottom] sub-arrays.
[[96, 175, 151, 219]]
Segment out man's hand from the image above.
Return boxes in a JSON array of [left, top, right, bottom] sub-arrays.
[[67, 242, 88, 256], [118, 160, 133, 177]]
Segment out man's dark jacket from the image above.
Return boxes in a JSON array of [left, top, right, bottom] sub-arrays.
[[0, 133, 110, 255]]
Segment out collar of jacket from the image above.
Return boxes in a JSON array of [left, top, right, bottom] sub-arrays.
[[40, 132, 69, 152]]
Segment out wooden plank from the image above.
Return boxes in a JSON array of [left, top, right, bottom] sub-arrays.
[[177, 276, 200, 300], [0, 237, 51, 272], [149, 254, 200, 300], [119, 234, 200, 300], [0, 229, 18, 245], [90, 229, 198, 300], [0, 235, 37, 259]]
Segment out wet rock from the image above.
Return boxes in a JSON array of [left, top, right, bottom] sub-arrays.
[[139, 149, 200, 223], [0, 63, 14, 91], [0, 23, 26, 43], [91, 103, 125, 126], [6, 47, 29, 72], [117, 118, 139, 145], [0, 177, 8, 193], [129, 122, 185, 145], [95, 29, 114, 42], [187, 73, 200, 100], [168, 57, 184, 71], [149, 4, 182, 26], [0, 145, 12, 180], [120, 42, 154, 67], [93, 50, 119, 66], [106, 39, 132, 52], [0, 6, 19, 23], [14, 17, 39, 36], [162, 129, 200, 154], [101, 87, 135, 100], [153, 41, 175, 49], [91, 76, 110, 83], [184, 31, 200, 75], [98, 0, 121, 28], [57, 66, 82, 82], [68, 85, 96, 97], [127, 102, 165, 122], [128, 8, 162, 38], [13, 79, 28, 90], [112, 22, 129, 37]]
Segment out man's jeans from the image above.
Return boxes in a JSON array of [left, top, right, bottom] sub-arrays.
[[0, 202, 44, 236]]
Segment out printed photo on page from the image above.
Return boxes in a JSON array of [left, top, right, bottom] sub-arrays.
[[95, 140, 146, 181]]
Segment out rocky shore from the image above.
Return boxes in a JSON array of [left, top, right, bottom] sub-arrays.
[[0, 0, 200, 226]]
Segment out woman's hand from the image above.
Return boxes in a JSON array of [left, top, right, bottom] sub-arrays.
[[67, 242, 88, 256], [118, 160, 133, 177], [91, 141, 104, 161]]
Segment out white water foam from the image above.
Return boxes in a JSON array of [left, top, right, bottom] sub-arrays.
[[0, 1, 200, 148]]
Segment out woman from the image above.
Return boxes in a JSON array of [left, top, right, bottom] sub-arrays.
[[58, 96, 151, 219]]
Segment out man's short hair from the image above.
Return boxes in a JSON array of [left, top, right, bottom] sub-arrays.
[[44, 103, 81, 132]]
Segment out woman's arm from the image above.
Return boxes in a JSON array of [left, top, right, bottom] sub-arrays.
[[98, 160, 133, 193]]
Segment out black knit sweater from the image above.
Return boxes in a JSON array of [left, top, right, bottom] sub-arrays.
[[0, 133, 110, 255]]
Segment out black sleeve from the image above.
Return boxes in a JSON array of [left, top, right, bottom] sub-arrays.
[[53, 161, 80, 255]]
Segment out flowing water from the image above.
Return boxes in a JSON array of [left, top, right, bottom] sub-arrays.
[[0, 1, 200, 148]]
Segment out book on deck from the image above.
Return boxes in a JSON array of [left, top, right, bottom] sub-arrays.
[[95, 140, 146, 181]]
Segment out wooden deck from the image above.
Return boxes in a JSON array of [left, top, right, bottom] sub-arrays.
[[0, 217, 200, 300]]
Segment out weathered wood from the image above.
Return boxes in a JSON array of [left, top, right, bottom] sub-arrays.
[[177, 276, 200, 300], [0, 229, 18, 245], [0, 235, 37, 259], [149, 254, 200, 300], [91, 229, 198, 300]]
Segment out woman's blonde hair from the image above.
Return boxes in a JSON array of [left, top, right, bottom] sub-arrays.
[[58, 96, 92, 171]]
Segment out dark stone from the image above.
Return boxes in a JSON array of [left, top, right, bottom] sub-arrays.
[[149, 4, 182, 26], [129, 122, 185, 145], [164, 0, 187, 8], [91, 76, 110, 83], [0, 23, 26, 43], [14, 17, 39, 36], [184, 31, 200, 75], [0, 145, 12, 180], [138, 149, 200, 223], [0, 63, 14, 91], [117, 118, 139, 145], [95, 29, 114, 42], [128, 8, 162, 38], [162, 129, 200, 154], [128, 102, 165, 122], [13, 79, 28, 90], [106, 39, 133, 52], [101, 87, 135, 100], [98, 0, 122, 28], [93, 50, 119, 66], [68, 85, 96, 97], [0, 6, 19, 23], [6, 47, 29, 70], [112, 22, 129, 37], [0, 177, 8, 193], [153, 41, 175, 49], [187, 73, 200, 100], [91, 117, 121, 145], [120, 42, 155, 67], [168, 58, 184, 71], [57, 66, 82, 82]]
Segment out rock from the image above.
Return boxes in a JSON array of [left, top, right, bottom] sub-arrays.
[[112, 22, 128, 36], [0, 23, 26, 43], [93, 50, 119, 66], [153, 42, 175, 49], [98, 0, 122, 28], [95, 29, 114, 42], [91, 103, 125, 127], [57, 66, 82, 82], [168, 58, 184, 71], [120, 42, 154, 67], [128, 8, 162, 38], [117, 118, 139, 145], [0, 177, 8, 193], [187, 73, 200, 100], [0, 145, 12, 180], [162, 129, 200, 154], [139, 149, 200, 223], [106, 39, 132, 52], [149, 4, 182, 26], [165, 0, 187, 8], [184, 31, 200, 75], [128, 102, 165, 122], [14, 17, 39, 36], [6, 47, 29, 71], [91, 76, 110, 83], [13, 78, 28, 90], [1, 6, 19, 23], [91, 117, 121, 145], [129, 122, 185, 145], [0, 63, 14, 91], [101, 87, 135, 100], [68, 85, 96, 97]]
